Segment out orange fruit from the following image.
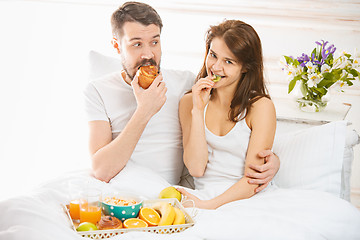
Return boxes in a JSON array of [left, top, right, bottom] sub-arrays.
[[123, 218, 148, 228], [139, 207, 161, 226]]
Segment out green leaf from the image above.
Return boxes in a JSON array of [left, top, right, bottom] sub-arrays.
[[340, 72, 348, 81], [311, 48, 317, 60], [349, 69, 359, 77], [325, 54, 334, 66], [314, 87, 327, 95], [317, 79, 334, 88], [294, 74, 303, 81], [322, 72, 332, 80], [323, 71, 341, 81], [288, 78, 297, 93], [293, 59, 300, 67], [284, 56, 294, 65], [300, 81, 308, 96], [346, 80, 354, 86]]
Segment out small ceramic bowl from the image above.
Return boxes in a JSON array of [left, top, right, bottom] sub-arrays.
[[101, 193, 143, 221]]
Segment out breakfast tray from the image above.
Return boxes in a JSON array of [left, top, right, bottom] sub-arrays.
[[63, 198, 195, 239]]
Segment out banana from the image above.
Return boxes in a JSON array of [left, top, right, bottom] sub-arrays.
[[172, 207, 185, 225], [152, 202, 176, 226]]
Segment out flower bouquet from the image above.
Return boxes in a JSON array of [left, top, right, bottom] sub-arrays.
[[280, 40, 359, 112]]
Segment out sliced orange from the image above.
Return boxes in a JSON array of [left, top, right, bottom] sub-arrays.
[[139, 207, 161, 226], [123, 218, 148, 228]]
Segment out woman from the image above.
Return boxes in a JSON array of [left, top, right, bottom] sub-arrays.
[[178, 20, 276, 209]]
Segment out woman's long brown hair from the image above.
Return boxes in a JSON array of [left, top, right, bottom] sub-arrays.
[[196, 20, 270, 122]]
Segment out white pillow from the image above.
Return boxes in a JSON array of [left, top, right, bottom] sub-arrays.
[[88, 50, 122, 80], [273, 121, 346, 198]]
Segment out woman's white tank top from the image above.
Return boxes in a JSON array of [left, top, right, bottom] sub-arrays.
[[193, 104, 252, 193]]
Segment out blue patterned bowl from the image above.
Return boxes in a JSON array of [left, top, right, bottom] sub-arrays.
[[101, 194, 143, 221]]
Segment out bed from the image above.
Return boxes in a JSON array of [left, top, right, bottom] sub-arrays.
[[1, 52, 360, 240]]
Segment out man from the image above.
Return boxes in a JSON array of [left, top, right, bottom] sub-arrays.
[[84, 2, 279, 191]]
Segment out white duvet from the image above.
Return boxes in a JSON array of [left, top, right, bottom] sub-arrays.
[[1, 164, 360, 240]]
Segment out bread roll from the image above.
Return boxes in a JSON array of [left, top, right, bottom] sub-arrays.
[[98, 216, 122, 230], [138, 65, 159, 89]]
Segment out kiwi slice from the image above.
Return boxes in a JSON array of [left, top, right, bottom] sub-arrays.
[[213, 74, 221, 82]]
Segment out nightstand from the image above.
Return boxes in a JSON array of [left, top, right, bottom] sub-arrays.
[[273, 97, 352, 126]]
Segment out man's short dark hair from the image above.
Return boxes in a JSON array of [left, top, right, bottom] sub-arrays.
[[111, 1, 163, 38]]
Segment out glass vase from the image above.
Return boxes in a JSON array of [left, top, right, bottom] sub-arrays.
[[296, 97, 328, 112]]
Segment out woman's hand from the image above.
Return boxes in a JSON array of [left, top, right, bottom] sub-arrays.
[[177, 188, 214, 209], [191, 77, 215, 111]]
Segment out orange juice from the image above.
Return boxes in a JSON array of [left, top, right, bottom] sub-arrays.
[[69, 200, 81, 220], [80, 205, 101, 224]]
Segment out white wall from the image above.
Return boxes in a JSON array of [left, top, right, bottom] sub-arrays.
[[1, 0, 359, 205]]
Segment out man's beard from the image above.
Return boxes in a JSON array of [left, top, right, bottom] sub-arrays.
[[122, 58, 160, 80]]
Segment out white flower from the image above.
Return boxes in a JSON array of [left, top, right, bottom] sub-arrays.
[[353, 57, 360, 66], [352, 57, 360, 71], [294, 65, 303, 75], [307, 73, 321, 87], [341, 69, 351, 79], [340, 50, 349, 57], [281, 66, 292, 79], [332, 56, 347, 69], [331, 81, 344, 92], [354, 48, 360, 57], [338, 81, 349, 88], [279, 56, 287, 67], [320, 64, 331, 73], [346, 59, 352, 67], [284, 64, 302, 80], [305, 61, 316, 73]]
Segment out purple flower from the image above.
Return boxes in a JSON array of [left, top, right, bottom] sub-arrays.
[[311, 53, 321, 65], [322, 44, 336, 59], [314, 40, 337, 65], [319, 44, 336, 65], [297, 53, 310, 67], [316, 40, 329, 49]]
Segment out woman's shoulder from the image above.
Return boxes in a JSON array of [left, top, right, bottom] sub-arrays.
[[246, 96, 276, 135], [248, 96, 276, 119], [252, 96, 274, 108], [179, 93, 194, 120], [179, 92, 193, 107]]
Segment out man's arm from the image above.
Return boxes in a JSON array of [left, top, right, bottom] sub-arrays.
[[89, 109, 152, 182], [89, 74, 167, 182]]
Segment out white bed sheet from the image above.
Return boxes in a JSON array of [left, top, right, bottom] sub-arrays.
[[1, 164, 360, 240]]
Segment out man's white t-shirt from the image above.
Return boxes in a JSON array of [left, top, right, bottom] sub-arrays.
[[84, 69, 195, 185]]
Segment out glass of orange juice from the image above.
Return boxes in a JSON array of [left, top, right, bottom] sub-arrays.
[[68, 179, 85, 221], [79, 189, 102, 225], [69, 199, 81, 220]]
